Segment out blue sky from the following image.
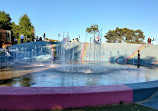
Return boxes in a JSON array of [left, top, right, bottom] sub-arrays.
[[1, 0, 158, 43]]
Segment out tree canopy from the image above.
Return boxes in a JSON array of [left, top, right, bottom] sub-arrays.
[[11, 22, 20, 39], [18, 14, 35, 41], [86, 25, 99, 40], [0, 11, 35, 43], [104, 27, 145, 43], [11, 14, 35, 43], [0, 11, 12, 30]]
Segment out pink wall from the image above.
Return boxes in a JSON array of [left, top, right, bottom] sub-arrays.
[[0, 85, 133, 110]]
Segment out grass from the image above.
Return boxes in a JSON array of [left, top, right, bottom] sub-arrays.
[[50, 103, 157, 111]]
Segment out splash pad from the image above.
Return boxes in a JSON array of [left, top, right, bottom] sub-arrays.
[[0, 41, 158, 110], [0, 41, 158, 87]]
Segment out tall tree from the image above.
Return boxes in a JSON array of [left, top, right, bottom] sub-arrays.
[[86, 25, 99, 40], [11, 22, 20, 38], [19, 14, 35, 42], [0, 11, 12, 30]]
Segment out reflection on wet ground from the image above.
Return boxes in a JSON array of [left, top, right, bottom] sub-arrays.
[[0, 63, 158, 87], [0, 63, 49, 80]]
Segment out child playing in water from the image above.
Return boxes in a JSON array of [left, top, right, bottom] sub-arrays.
[[5, 47, 12, 57]]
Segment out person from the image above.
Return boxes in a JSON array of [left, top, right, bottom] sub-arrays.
[[137, 50, 140, 68], [96, 36, 99, 42], [20, 34, 25, 43], [43, 33, 46, 41], [75, 38, 79, 42], [5, 47, 12, 57], [36, 36, 39, 41], [39, 37, 42, 41], [14, 37, 17, 44], [147, 37, 151, 45], [32, 36, 35, 42]]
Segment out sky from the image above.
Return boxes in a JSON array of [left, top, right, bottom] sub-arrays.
[[1, 0, 158, 44]]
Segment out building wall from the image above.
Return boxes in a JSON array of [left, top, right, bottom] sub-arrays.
[[0, 29, 12, 48]]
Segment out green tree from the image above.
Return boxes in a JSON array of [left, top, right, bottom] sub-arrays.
[[19, 14, 35, 42], [104, 27, 124, 43], [11, 22, 21, 44], [125, 29, 135, 43], [86, 25, 99, 40], [105, 27, 145, 43], [134, 30, 145, 43], [0, 11, 12, 30], [11, 22, 20, 38], [104, 30, 116, 43]]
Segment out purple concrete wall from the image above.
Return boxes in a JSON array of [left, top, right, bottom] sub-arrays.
[[0, 85, 133, 110]]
